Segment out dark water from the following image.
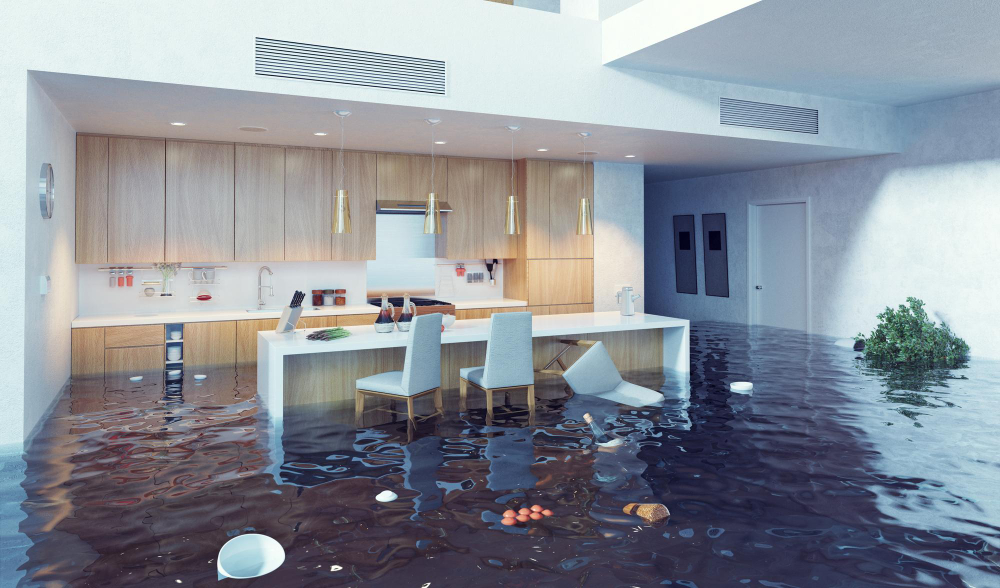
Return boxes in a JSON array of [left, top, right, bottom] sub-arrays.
[[4, 322, 1000, 586]]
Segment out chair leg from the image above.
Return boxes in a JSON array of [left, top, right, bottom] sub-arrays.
[[433, 388, 443, 416], [485, 388, 494, 423], [459, 378, 468, 413], [355, 390, 365, 427], [527, 385, 535, 418], [407, 397, 415, 426]]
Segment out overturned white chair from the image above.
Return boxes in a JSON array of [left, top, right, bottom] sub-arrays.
[[561, 341, 663, 408]]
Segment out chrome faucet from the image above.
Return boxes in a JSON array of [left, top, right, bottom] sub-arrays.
[[257, 266, 274, 310]]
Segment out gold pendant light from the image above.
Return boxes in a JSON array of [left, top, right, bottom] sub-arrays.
[[423, 118, 442, 234], [332, 110, 352, 234], [576, 132, 594, 235], [504, 125, 521, 235]]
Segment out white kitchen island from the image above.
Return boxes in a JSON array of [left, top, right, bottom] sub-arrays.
[[257, 311, 689, 425]]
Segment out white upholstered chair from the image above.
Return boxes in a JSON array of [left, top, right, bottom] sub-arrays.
[[561, 341, 663, 407], [459, 311, 534, 420], [355, 313, 443, 427]]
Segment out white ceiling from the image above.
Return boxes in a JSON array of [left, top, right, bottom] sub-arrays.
[[33, 72, 878, 184], [606, 0, 1000, 106]]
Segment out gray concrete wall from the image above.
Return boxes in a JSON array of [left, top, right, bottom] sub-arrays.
[[646, 87, 1000, 358]]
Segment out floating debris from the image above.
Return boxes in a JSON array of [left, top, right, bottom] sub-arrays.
[[730, 381, 753, 393], [217, 534, 285, 580], [375, 490, 398, 503], [624, 503, 670, 524]]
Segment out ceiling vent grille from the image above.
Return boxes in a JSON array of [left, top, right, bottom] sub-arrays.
[[255, 37, 446, 95], [720, 97, 818, 134]]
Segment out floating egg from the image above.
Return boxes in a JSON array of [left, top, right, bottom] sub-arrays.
[[529, 512, 543, 520], [502, 510, 517, 518], [542, 509, 554, 517], [515, 514, 529, 522], [501, 517, 516, 526], [530, 505, 543, 512], [518, 508, 531, 516]]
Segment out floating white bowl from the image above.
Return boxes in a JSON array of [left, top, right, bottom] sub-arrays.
[[730, 381, 753, 393], [217, 534, 285, 580], [128, 375, 143, 382], [375, 490, 398, 502], [194, 374, 207, 380]]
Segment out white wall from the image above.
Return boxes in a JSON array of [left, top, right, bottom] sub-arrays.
[[645, 88, 1000, 359], [21, 77, 78, 443], [594, 162, 644, 311]]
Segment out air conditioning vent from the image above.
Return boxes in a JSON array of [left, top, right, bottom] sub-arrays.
[[255, 37, 446, 95], [720, 97, 818, 134]]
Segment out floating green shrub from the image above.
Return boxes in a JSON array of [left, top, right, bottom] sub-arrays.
[[857, 297, 969, 368]]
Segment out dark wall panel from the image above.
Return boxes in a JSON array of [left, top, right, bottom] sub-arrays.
[[673, 215, 697, 294], [702, 213, 729, 297]]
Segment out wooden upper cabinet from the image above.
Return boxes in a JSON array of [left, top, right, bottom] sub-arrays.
[[377, 153, 448, 202], [548, 161, 593, 259], [332, 151, 377, 261], [166, 141, 235, 261], [285, 148, 332, 261], [441, 158, 483, 259], [108, 137, 165, 263], [411, 155, 447, 201], [527, 258, 594, 305], [523, 160, 550, 259], [236, 144, 285, 261], [76, 135, 108, 264], [482, 159, 518, 259]]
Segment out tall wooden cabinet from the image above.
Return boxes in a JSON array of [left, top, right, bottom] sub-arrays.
[[483, 159, 518, 259], [285, 148, 332, 261], [184, 321, 237, 368], [331, 151, 377, 261], [547, 161, 594, 259], [236, 144, 285, 261], [441, 158, 484, 259], [108, 137, 165, 263], [76, 135, 109, 263], [166, 141, 235, 261]]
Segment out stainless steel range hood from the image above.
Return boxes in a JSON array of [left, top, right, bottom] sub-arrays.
[[376, 199, 453, 214]]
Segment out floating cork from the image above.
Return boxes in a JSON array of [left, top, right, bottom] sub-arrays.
[[623, 503, 670, 524]]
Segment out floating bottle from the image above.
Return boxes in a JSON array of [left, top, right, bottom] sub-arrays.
[[374, 293, 396, 333], [582, 413, 613, 444], [397, 293, 416, 332]]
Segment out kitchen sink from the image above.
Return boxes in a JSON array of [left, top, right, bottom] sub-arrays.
[[245, 308, 283, 313]]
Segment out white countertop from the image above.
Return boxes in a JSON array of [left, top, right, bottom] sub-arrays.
[[71, 304, 378, 328], [259, 312, 688, 356], [72, 298, 528, 328], [450, 298, 527, 310]]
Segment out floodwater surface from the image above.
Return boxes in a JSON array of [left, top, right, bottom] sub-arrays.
[[3, 322, 999, 586]]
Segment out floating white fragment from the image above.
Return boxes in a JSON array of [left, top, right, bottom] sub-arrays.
[[129, 376, 143, 382], [167, 369, 181, 377], [194, 374, 207, 380], [596, 438, 624, 448], [730, 381, 753, 393], [375, 490, 398, 503], [217, 534, 284, 580], [330, 565, 342, 572]]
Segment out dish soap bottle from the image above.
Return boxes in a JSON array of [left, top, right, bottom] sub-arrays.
[[397, 293, 416, 332], [374, 293, 396, 333], [582, 413, 613, 444]]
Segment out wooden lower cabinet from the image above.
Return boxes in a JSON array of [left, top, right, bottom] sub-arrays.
[[237, 319, 279, 366], [72, 328, 106, 377], [105, 324, 164, 348], [183, 321, 236, 368], [105, 346, 164, 388], [455, 307, 522, 320], [336, 313, 378, 327], [549, 303, 594, 314], [299, 316, 338, 329]]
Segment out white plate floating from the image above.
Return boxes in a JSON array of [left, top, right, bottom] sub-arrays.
[[194, 374, 207, 380], [217, 533, 285, 580], [375, 490, 398, 503], [730, 381, 753, 393], [129, 376, 143, 382]]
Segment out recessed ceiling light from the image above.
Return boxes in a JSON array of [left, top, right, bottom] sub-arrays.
[[536, 148, 549, 152], [625, 154, 636, 158], [170, 122, 186, 126], [314, 132, 328, 136], [238, 126, 268, 132], [434, 140, 447, 145]]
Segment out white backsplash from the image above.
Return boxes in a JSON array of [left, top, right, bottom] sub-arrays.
[[434, 259, 505, 301], [78, 261, 368, 316]]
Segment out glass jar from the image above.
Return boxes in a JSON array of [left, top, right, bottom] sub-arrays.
[[335, 288, 346, 306], [323, 289, 336, 306], [312, 290, 324, 307]]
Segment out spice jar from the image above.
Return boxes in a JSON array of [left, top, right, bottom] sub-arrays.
[[312, 290, 324, 307], [335, 288, 346, 306], [323, 289, 336, 306]]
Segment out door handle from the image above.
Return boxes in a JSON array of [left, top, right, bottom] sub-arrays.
[[755, 285, 763, 290]]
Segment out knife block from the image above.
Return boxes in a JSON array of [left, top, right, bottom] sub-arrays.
[[275, 305, 304, 333]]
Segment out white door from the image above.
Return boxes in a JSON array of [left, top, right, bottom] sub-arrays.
[[752, 202, 808, 330]]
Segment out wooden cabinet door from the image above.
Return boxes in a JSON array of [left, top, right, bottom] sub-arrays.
[[377, 153, 448, 202], [184, 321, 236, 368], [166, 141, 235, 261], [527, 259, 593, 305], [548, 162, 593, 259], [299, 316, 339, 329], [482, 159, 518, 259], [442, 158, 483, 259], [524, 160, 550, 259], [105, 346, 163, 388], [285, 148, 332, 261], [411, 155, 447, 201], [336, 313, 378, 327], [76, 135, 108, 263], [236, 319, 279, 366], [105, 324, 164, 348], [108, 137, 165, 262], [71, 327, 105, 377], [236, 144, 285, 261], [331, 151, 377, 261]]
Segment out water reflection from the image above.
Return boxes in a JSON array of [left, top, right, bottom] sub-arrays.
[[6, 323, 1000, 586]]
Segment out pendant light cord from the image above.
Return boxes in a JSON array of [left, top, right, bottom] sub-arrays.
[[339, 114, 345, 188], [510, 130, 515, 194], [431, 126, 436, 192], [581, 134, 587, 200]]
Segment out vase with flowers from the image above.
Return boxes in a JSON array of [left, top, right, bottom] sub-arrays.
[[153, 262, 180, 295]]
